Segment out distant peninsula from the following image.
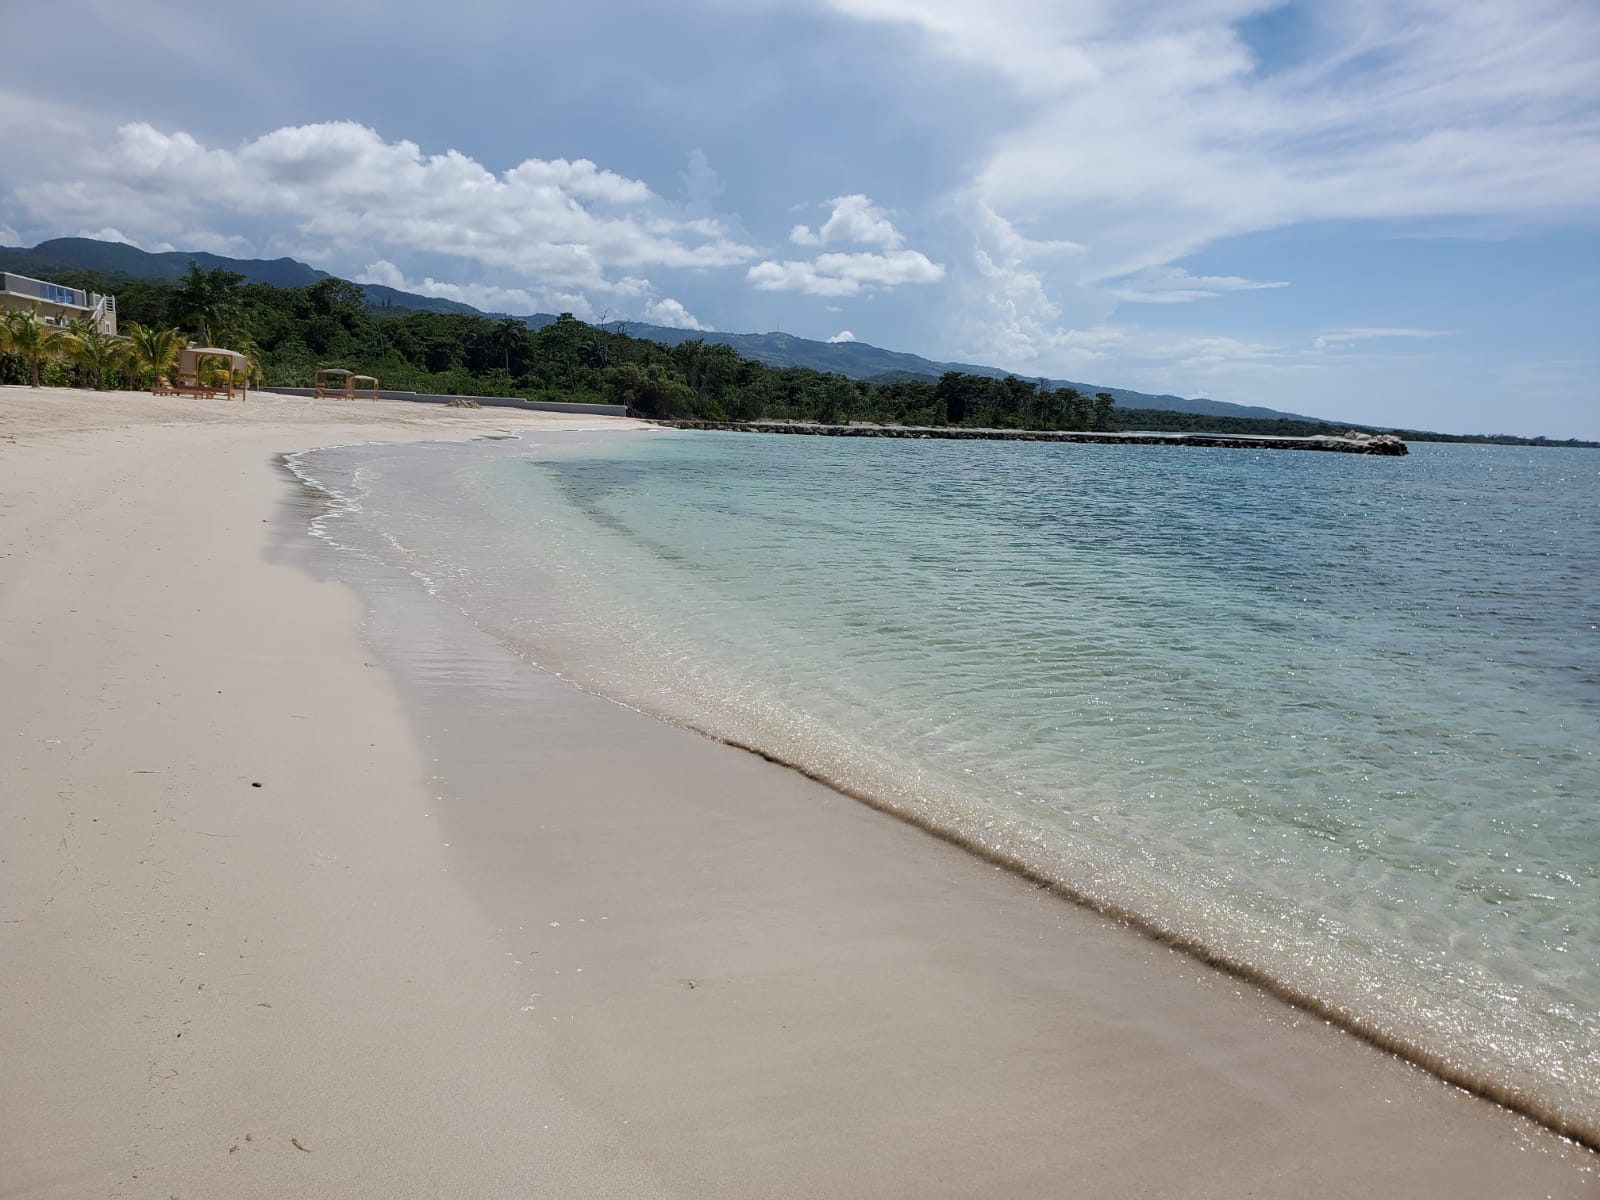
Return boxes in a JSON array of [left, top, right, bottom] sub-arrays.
[[658, 419, 1410, 455]]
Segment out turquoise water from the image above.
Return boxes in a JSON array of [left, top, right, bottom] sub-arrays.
[[294, 431, 1600, 1138]]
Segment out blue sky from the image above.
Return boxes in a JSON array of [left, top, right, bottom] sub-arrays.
[[1, 0, 1596, 436]]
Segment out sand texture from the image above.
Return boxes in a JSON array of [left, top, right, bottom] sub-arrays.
[[1, 387, 1595, 1198]]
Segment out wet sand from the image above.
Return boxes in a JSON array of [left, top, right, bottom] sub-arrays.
[[1, 387, 1594, 1197]]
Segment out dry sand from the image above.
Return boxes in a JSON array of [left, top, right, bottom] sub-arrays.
[[1, 387, 1595, 1198]]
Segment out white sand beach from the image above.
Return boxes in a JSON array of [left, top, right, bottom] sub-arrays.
[[2, 387, 1595, 1198]]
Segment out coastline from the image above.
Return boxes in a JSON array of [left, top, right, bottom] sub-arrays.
[[1, 388, 1594, 1197], [655, 418, 1410, 454]]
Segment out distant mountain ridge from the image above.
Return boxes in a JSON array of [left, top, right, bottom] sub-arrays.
[[0, 236, 1320, 423], [0, 238, 484, 315], [1, 236, 329, 289]]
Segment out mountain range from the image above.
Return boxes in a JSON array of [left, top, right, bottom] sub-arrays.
[[1, 237, 1320, 422]]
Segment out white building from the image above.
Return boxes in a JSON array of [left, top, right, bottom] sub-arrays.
[[0, 272, 117, 335]]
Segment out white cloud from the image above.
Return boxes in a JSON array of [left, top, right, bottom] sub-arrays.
[[76, 226, 137, 246], [826, 330, 857, 343], [1108, 266, 1288, 303], [748, 260, 857, 297], [756, 195, 944, 296], [790, 194, 907, 249], [1313, 328, 1454, 351], [642, 297, 709, 330], [947, 199, 1098, 366], [355, 260, 592, 318], [502, 156, 652, 205], [747, 248, 945, 296], [12, 120, 757, 296], [357, 259, 407, 289], [821, 0, 1600, 288], [0, 225, 18, 246], [181, 230, 255, 255]]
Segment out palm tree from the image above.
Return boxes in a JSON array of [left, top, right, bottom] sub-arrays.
[[172, 262, 245, 345], [487, 317, 526, 374], [2, 307, 76, 387], [123, 322, 185, 391], [67, 320, 128, 391]]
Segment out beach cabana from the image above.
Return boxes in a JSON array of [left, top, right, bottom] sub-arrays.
[[313, 368, 379, 400], [155, 346, 251, 400]]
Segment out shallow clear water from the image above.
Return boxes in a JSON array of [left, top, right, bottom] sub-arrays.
[[294, 431, 1600, 1136]]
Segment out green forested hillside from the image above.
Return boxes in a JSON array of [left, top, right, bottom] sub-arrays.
[[0, 239, 482, 314], [2, 266, 1124, 428], [0, 237, 326, 288]]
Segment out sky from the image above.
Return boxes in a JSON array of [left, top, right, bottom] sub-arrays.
[[1, 0, 1597, 437]]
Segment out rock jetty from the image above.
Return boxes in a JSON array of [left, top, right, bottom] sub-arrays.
[[654, 420, 1409, 456]]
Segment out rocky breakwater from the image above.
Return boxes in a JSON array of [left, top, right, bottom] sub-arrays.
[[654, 420, 1410, 456]]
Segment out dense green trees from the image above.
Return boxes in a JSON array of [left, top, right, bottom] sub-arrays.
[[0, 264, 1126, 428], [66, 320, 125, 390], [172, 263, 246, 345]]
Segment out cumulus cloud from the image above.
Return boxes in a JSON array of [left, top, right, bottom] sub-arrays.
[[12, 121, 757, 297], [1108, 266, 1288, 303], [76, 226, 138, 246], [790, 194, 906, 248], [642, 297, 709, 330], [747, 248, 945, 296], [759, 193, 943, 295], [356, 260, 592, 318], [947, 199, 1098, 366], [826, 330, 857, 343], [356, 260, 408, 289]]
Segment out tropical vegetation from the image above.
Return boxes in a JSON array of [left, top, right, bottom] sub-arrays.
[[0, 264, 1125, 429], [0, 308, 80, 388]]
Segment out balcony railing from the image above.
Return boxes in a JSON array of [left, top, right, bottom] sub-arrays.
[[1, 272, 90, 308]]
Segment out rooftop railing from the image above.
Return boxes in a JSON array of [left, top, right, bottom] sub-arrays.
[[1, 272, 90, 308]]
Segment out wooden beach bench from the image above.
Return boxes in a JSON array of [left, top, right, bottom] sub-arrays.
[[157, 347, 250, 401], [313, 368, 379, 400], [153, 378, 221, 400]]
